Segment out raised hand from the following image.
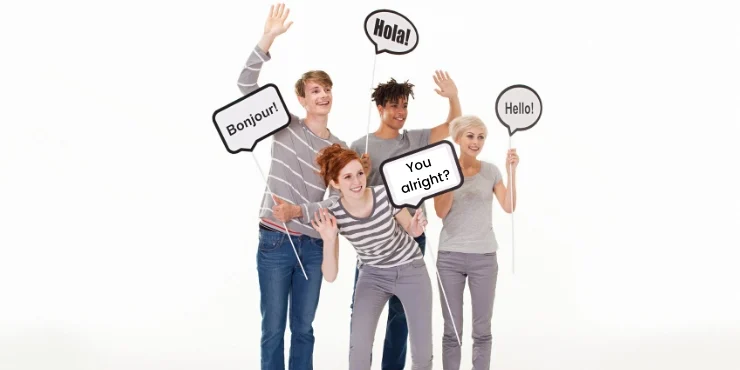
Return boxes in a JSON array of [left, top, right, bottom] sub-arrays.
[[408, 208, 428, 237], [263, 3, 293, 38], [432, 70, 458, 98], [506, 148, 519, 173], [311, 208, 338, 240]]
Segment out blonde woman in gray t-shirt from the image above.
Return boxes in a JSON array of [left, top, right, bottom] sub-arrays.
[[432, 115, 519, 370]]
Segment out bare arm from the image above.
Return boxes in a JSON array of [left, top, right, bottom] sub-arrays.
[[310, 208, 339, 282], [394, 208, 426, 237], [433, 191, 454, 219], [429, 71, 462, 144], [320, 234, 339, 283], [493, 150, 519, 213]]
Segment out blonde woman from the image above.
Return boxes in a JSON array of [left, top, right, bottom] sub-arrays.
[[433, 115, 519, 370]]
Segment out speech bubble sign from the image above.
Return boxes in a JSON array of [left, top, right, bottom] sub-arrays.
[[495, 84, 542, 136], [212, 83, 291, 154], [379, 141, 463, 209], [364, 9, 419, 55]]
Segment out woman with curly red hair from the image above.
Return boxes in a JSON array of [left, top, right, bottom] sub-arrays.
[[310, 143, 433, 370]]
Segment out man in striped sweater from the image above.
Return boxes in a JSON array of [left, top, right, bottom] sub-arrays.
[[236, 4, 354, 370]]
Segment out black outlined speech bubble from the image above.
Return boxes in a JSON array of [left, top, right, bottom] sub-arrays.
[[495, 84, 542, 136], [379, 141, 463, 209], [213, 83, 291, 153], [364, 9, 419, 55]]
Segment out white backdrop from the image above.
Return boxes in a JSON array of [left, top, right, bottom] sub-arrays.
[[2, 0, 739, 369]]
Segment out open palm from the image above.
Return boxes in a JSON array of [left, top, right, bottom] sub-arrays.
[[433, 70, 458, 98], [263, 3, 293, 37]]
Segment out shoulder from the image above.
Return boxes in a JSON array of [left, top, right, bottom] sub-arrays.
[[349, 136, 365, 151], [482, 161, 503, 181]]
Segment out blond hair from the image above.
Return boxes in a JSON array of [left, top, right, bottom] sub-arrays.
[[449, 115, 488, 141], [294, 70, 333, 97]]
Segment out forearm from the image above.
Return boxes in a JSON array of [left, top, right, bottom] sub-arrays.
[[298, 195, 339, 223], [446, 95, 462, 123], [504, 171, 517, 212], [434, 193, 454, 219], [237, 39, 272, 95], [321, 235, 339, 282], [257, 33, 276, 54]]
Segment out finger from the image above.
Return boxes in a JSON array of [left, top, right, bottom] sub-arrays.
[[282, 7, 290, 20], [444, 71, 451, 80], [311, 220, 318, 229], [434, 88, 442, 95], [285, 21, 293, 30], [268, 4, 275, 17], [276, 3, 284, 17], [432, 74, 439, 85]]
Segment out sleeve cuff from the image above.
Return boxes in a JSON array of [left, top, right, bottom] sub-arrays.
[[254, 45, 271, 62]]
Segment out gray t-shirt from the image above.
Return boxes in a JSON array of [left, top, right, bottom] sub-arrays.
[[438, 161, 503, 254], [350, 129, 431, 218]]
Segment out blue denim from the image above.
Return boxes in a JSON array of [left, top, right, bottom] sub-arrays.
[[257, 227, 324, 370], [350, 232, 426, 370]]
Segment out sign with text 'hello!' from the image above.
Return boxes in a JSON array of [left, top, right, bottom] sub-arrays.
[[364, 9, 419, 55], [213, 83, 291, 153], [379, 141, 463, 209], [495, 84, 542, 136]]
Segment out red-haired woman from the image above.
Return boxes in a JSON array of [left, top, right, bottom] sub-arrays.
[[310, 143, 433, 370]]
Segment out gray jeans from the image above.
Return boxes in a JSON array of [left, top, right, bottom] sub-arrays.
[[436, 250, 498, 370], [349, 258, 433, 370]]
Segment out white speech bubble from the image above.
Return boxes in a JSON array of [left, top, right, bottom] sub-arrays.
[[379, 141, 463, 209], [364, 9, 419, 55], [495, 84, 542, 136], [213, 84, 291, 153]]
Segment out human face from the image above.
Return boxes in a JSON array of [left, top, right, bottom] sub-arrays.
[[299, 80, 332, 116], [330, 160, 367, 200], [378, 96, 408, 131], [455, 126, 487, 157]]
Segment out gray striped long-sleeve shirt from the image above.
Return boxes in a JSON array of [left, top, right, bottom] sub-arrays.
[[238, 44, 347, 239]]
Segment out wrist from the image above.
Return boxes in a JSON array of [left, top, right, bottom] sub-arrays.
[[292, 205, 302, 219]]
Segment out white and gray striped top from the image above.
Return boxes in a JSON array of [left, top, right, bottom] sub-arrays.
[[328, 186, 423, 268], [238, 44, 347, 239]]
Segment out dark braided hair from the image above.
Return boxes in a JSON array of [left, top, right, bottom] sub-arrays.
[[371, 78, 415, 106]]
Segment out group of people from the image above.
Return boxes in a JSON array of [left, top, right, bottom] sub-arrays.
[[237, 4, 519, 370]]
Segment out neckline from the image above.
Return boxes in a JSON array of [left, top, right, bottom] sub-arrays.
[[338, 187, 377, 221], [300, 118, 331, 140]]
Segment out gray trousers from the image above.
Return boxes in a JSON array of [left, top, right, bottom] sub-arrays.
[[436, 251, 498, 370], [349, 258, 433, 370]]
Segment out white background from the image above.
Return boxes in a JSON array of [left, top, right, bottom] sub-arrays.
[[1, 0, 739, 369]]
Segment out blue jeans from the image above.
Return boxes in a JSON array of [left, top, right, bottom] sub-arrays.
[[350, 232, 426, 370], [257, 227, 324, 370]]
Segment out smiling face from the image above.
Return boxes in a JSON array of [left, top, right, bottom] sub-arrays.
[[455, 126, 487, 158], [329, 160, 367, 200], [299, 80, 332, 116], [378, 96, 408, 131]]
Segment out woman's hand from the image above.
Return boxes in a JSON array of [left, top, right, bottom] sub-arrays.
[[311, 208, 338, 239], [408, 208, 428, 237], [506, 148, 519, 173]]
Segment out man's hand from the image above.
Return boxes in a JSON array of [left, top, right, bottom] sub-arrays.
[[263, 3, 293, 38], [272, 195, 299, 223], [433, 70, 458, 98]]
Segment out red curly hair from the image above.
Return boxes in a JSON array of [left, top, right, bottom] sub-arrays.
[[315, 144, 369, 187]]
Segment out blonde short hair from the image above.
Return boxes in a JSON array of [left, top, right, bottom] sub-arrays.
[[295, 70, 333, 98], [449, 115, 488, 141]]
